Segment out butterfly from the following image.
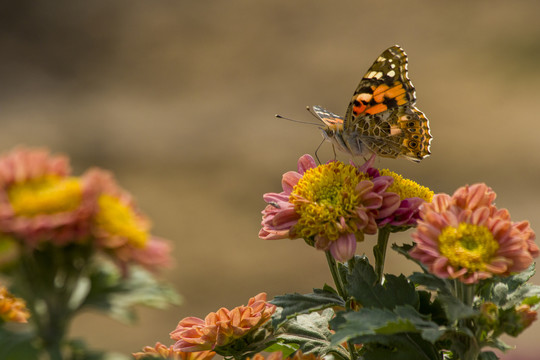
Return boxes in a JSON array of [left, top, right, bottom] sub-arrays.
[[311, 45, 432, 162]]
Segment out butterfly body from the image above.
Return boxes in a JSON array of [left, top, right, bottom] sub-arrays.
[[313, 45, 432, 162]]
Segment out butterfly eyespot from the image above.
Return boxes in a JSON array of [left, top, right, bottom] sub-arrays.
[[409, 141, 418, 148], [408, 128, 417, 133], [412, 134, 420, 140], [407, 121, 416, 127]]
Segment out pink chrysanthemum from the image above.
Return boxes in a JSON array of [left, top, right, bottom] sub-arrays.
[[133, 342, 216, 360], [170, 293, 276, 352], [410, 183, 539, 284], [259, 154, 398, 262], [0, 147, 99, 246], [363, 162, 433, 228], [88, 169, 172, 271]]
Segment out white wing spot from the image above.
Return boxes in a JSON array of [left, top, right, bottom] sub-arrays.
[[387, 70, 396, 77], [390, 64, 396, 69]]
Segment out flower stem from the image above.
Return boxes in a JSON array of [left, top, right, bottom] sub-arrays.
[[373, 227, 391, 284], [325, 252, 358, 360], [325, 251, 346, 298]]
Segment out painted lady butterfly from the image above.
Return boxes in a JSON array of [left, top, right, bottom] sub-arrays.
[[312, 45, 432, 162]]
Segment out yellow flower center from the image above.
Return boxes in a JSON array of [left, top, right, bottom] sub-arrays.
[[290, 162, 369, 241], [7, 176, 82, 217], [438, 223, 499, 272], [95, 194, 148, 248], [379, 169, 433, 202]]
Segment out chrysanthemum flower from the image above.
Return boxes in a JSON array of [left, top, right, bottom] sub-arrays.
[[170, 293, 276, 352], [0, 147, 99, 246], [259, 154, 395, 261], [410, 183, 539, 284], [0, 285, 30, 323], [133, 342, 215, 360], [366, 166, 433, 228], [88, 169, 172, 271]]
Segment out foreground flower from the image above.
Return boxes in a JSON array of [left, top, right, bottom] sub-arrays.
[[170, 293, 276, 352], [133, 342, 215, 360], [87, 169, 172, 271], [0, 285, 30, 323], [0, 147, 100, 246], [259, 154, 397, 261], [410, 183, 539, 283]]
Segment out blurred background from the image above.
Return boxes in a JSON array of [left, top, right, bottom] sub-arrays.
[[1, 1, 540, 358]]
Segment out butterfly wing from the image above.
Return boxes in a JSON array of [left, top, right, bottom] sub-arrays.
[[344, 45, 432, 161], [312, 105, 344, 130]]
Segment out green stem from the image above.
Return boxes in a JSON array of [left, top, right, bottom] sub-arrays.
[[455, 280, 480, 360], [373, 227, 391, 284], [325, 251, 346, 298], [16, 243, 93, 360], [325, 252, 358, 360]]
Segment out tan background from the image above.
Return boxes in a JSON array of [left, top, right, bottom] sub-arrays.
[[1, 1, 540, 359]]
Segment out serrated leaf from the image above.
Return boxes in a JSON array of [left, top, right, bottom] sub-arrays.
[[361, 333, 440, 360], [330, 305, 444, 346], [437, 294, 477, 322], [263, 342, 299, 358], [477, 264, 540, 309], [345, 257, 418, 309], [276, 309, 349, 359], [271, 289, 345, 327], [391, 243, 430, 272], [82, 262, 181, 324], [409, 272, 453, 296]]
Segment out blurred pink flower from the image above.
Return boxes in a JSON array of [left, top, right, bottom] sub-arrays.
[[170, 293, 276, 352], [410, 183, 539, 284], [133, 342, 215, 360], [88, 168, 172, 271], [0, 147, 99, 246], [259, 154, 394, 261]]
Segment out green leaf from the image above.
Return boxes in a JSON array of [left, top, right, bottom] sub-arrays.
[[270, 289, 345, 327], [437, 294, 478, 322], [391, 243, 430, 272], [345, 257, 418, 309], [478, 351, 499, 360], [0, 328, 40, 360], [477, 264, 540, 309], [330, 305, 444, 345], [276, 309, 349, 359], [263, 342, 299, 358], [409, 272, 453, 296], [360, 333, 440, 360], [82, 262, 181, 324]]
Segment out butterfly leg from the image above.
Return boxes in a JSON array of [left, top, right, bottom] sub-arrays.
[[314, 138, 326, 164]]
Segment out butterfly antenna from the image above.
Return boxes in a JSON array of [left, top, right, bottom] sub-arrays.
[[274, 114, 320, 127], [305, 106, 324, 123]]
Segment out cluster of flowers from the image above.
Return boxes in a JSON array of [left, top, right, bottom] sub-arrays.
[[259, 154, 432, 262], [0, 147, 171, 271], [134, 153, 539, 360], [134, 293, 276, 359]]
